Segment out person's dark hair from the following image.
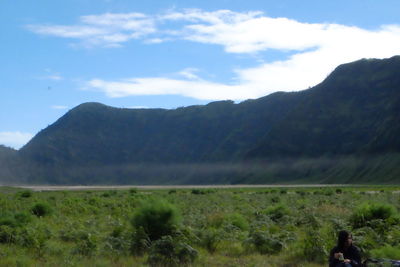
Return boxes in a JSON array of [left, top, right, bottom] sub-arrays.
[[337, 230, 351, 249]]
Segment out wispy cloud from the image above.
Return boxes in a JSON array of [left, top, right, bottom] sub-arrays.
[[87, 10, 400, 100], [88, 76, 246, 100], [36, 69, 63, 81], [0, 132, 33, 149], [46, 75, 63, 81], [51, 105, 69, 110], [160, 9, 262, 25], [144, 38, 170, 44], [177, 68, 200, 80], [27, 12, 156, 47], [28, 9, 400, 100], [38, 75, 63, 81]]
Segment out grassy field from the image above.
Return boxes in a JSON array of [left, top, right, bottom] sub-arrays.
[[0, 185, 400, 266]]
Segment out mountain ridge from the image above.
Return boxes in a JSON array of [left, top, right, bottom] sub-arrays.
[[3, 56, 400, 184]]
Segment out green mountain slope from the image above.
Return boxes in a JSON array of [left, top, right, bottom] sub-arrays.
[[4, 56, 400, 184], [19, 93, 302, 165], [247, 56, 400, 158], [0, 145, 24, 184]]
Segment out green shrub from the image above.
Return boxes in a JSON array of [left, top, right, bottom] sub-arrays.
[[0, 212, 32, 228], [101, 190, 118, 198], [14, 212, 32, 226], [131, 226, 151, 256], [132, 198, 181, 241], [302, 229, 328, 263], [296, 190, 306, 196], [352, 227, 382, 257], [129, 188, 138, 194], [175, 243, 198, 265], [271, 196, 280, 203], [206, 213, 225, 228], [264, 204, 290, 222], [87, 197, 99, 206], [217, 240, 245, 256], [0, 213, 17, 227], [245, 230, 283, 254], [19, 190, 33, 198], [191, 189, 214, 195], [350, 202, 397, 228], [370, 245, 400, 259], [198, 228, 220, 253], [103, 226, 130, 255], [225, 213, 249, 231], [0, 225, 15, 243], [31, 202, 52, 217], [147, 235, 197, 267], [17, 227, 40, 247], [387, 226, 400, 246], [301, 213, 321, 230], [73, 232, 98, 256], [191, 189, 205, 195], [16, 224, 51, 255], [59, 223, 83, 242]]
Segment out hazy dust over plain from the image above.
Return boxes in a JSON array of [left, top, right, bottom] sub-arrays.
[[16, 184, 348, 191]]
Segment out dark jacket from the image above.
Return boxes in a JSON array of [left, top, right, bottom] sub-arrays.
[[329, 245, 361, 267]]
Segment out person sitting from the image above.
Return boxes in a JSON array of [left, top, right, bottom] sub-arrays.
[[329, 230, 361, 267]]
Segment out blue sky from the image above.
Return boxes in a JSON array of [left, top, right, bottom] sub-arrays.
[[1, 0, 400, 149]]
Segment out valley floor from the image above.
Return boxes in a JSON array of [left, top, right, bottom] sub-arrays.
[[14, 184, 354, 191], [0, 185, 399, 266]]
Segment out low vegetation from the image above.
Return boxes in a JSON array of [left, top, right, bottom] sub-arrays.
[[0, 186, 399, 266]]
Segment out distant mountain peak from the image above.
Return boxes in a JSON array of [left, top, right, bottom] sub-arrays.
[[322, 55, 400, 86], [72, 102, 110, 111]]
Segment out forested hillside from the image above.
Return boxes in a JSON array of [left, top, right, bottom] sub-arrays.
[[247, 56, 400, 158], [0, 145, 21, 184], [2, 56, 400, 185]]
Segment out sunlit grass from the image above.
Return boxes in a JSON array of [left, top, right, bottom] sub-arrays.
[[0, 185, 399, 266]]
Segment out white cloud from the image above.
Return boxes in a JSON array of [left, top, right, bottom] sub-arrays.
[[38, 75, 63, 81], [173, 10, 400, 57], [144, 38, 170, 44], [28, 9, 400, 100], [27, 12, 156, 47], [163, 9, 323, 53], [160, 9, 263, 24], [80, 12, 147, 26], [51, 105, 69, 110], [86, 10, 400, 100], [178, 68, 200, 80], [0, 132, 33, 150], [46, 75, 63, 80], [87, 77, 246, 100], [36, 69, 63, 81]]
